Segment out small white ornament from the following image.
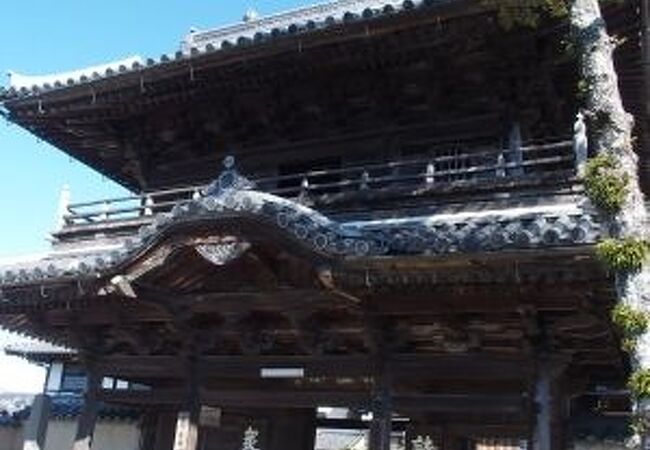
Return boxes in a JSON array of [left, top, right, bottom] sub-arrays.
[[574, 111, 588, 176]]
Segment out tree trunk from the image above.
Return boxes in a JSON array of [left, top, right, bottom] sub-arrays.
[[571, 0, 650, 447], [571, 0, 647, 236]]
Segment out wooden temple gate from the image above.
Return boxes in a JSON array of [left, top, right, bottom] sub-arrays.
[[1, 0, 647, 448], [0, 172, 622, 450]]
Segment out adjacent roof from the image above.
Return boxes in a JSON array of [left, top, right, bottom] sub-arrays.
[[0, 394, 33, 420], [4, 340, 75, 361], [0, 0, 459, 99], [0, 394, 139, 426]]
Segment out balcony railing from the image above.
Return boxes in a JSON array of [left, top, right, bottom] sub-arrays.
[[61, 135, 584, 228]]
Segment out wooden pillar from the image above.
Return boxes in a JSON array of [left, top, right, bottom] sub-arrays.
[[22, 394, 51, 450], [531, 358, 565, 450], [368, 359, 392, 450], [173, 358, 200, 450], [139, 409, 164, 450], [509, 121, 523, 177], [152, 411, 177, 450], [441, 427, 461, 450], [71, 364, 101, 450], [532, 362, 551, 450]]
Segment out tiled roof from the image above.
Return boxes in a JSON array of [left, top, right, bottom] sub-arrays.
[[4, 339, 75, 359], [6, 56, 142, 91], [0, 242, 130, 287], [1, 0, 456, 99], [0, 163, 603, 288], [0, 394, 140, 426], [181, 0, 409, 53]]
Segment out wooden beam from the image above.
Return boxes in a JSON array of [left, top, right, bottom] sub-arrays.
[[395, 394, 526, 414], [99, 389, 525, 414], [97, 354, 532, 380]]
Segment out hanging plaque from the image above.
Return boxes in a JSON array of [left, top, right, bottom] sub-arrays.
[[199, 406, 222, 428]]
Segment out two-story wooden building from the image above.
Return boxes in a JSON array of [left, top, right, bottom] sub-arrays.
[[1, 0, 648, 449]]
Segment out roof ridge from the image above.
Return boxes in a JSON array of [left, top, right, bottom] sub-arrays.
[[182, 0, 406, 52]]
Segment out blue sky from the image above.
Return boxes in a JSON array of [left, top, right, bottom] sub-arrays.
[[0, 0, 314, 393]]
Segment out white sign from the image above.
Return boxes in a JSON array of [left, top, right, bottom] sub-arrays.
[[260, 368, 304, 379]]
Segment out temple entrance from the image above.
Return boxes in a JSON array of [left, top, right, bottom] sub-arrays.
[[144, 401, 538, 450], [196, 409, 316, 450]]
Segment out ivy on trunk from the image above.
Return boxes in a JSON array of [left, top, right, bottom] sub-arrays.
[[488, 0, 650, 445], [571, 0, 650, 447]]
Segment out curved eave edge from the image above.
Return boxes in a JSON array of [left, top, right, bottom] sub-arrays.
[[0, 0, 461, 101], [0, 188, 604, 288]]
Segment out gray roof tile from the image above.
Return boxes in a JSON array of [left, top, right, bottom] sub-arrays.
[[2, 0, 457, 99], [0, 183, 603, 288]]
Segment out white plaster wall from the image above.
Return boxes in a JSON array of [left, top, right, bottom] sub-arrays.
[[92, 421, 140, 450], [44, 419, 139, 450], [0, 427, 23, 450], [43, 420, 76, 450]]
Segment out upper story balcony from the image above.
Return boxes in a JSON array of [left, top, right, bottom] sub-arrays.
[[54, 131, 582, 244]]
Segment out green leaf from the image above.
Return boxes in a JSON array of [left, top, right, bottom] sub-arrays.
[[583, 154, 629, 214], [629, 369, 650, 398], [597, 238, 650, 273]]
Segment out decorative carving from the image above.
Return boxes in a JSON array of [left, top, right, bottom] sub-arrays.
[[195, 239, 251, 266], [127, 246, 174, 281], [204, 156, 256, 197]]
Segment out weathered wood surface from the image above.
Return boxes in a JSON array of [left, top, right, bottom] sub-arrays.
[[1, 2, 645, 445], [99, 389, 527, 414], [2, 3, 594, 192]]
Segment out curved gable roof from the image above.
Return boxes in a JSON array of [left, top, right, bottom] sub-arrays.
[[0, 161, 604, 289]]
